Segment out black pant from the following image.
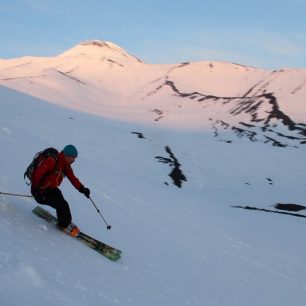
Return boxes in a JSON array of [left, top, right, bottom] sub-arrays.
[[35, 188, 72, 228]]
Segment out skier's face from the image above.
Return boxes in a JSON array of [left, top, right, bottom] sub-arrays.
[[65, 155, 76, 165]]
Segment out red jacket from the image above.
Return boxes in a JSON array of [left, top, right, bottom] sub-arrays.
[[31, 152, 82, 194]]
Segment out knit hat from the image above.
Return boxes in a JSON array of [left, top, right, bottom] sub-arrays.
[[63, 145, 78, 157]]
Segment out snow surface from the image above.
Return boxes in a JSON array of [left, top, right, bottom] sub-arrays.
[[1, 85, 306, 306], [1, 41, 306, 306]]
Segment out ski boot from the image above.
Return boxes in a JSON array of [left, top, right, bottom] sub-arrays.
[[63, 223, 80, 237]]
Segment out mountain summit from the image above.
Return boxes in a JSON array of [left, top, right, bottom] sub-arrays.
[[59, 40, 143, 64]]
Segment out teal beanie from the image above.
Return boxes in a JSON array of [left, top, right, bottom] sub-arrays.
[[63, 145, 78, 157]]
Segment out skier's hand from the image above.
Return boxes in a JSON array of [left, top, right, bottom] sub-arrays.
[[79, 185, 90, 198]]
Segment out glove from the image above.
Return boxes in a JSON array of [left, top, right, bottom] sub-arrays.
[[79, 185, 90, 198]]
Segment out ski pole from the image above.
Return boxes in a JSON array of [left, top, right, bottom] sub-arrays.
[[88, 196, 112, 230], [0, 191, 33, 198]]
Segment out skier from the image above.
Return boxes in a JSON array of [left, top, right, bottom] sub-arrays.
[[31, 144, 90, 236]]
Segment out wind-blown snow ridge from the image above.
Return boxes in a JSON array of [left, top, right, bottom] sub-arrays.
[[162, 80, 306, 147]]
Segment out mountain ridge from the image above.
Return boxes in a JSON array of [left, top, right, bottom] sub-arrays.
[[1, 40, 306, 146]]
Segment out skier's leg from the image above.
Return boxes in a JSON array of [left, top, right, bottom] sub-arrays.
[[41, 188, 72, 228]]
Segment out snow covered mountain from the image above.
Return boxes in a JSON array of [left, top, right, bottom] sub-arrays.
[[1, 40, 306, 147], [1, 41, 306, 306]]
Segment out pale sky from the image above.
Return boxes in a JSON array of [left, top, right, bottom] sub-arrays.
[[0, 0, 306, 69]]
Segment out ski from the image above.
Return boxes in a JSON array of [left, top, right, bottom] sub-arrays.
[[32, 206, 122, 261]]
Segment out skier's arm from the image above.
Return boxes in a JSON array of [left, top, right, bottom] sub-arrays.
[[66, 166, 90, 198], [65, 166, 82, 190]]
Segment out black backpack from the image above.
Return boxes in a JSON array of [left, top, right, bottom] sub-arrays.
[[24, 147, 59, 185]]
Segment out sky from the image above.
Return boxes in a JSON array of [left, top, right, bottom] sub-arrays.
[[0, 0, 306, 69]]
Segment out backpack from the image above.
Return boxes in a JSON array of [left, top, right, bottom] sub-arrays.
[[24, 147, 59, 185]]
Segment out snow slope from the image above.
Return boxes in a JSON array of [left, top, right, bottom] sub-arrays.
[[1, 84, 306, 306], [1, 40, 306, 305]]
